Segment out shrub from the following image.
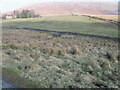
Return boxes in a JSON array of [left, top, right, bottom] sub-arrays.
[[30, 46, 37, 50], [67, 48, 76, 55], [101, 60, 111, 69], [61, 62, 70, 69], [13, 56, 21, 61], [105, 53, 112, 60], [2, 45, 8, 50], [67, 46, 81, 56], [40, 48, 47, 54], [18, 66, 22, 70], [117, 54, 120, 61], [30, 53, 40, 59], [46, 47, 54, 56], [3, 44, 20, 50], [51, 32, 61, 37], [9, 44, 21, 50], [56, 50, 62, 56]]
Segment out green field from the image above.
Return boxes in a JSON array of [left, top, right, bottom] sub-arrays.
[[2, 16, 118, 37]]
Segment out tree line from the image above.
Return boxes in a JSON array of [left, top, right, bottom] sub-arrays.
[[2, 10, 40, 19]]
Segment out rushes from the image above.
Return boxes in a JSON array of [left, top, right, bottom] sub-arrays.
[[2, 29, 119, 88]]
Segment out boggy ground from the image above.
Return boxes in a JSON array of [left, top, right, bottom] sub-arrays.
[[2, 29, 119, 88]]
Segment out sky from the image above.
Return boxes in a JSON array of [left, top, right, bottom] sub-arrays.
[[0, 0, 119, 13]]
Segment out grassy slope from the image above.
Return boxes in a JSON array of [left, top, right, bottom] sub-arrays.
[[2, 29, 119, 88], [2, 16, 118, 37], [2, 67, 42, 88]]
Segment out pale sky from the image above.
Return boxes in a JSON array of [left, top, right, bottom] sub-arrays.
[[0, 0, 119, 13]]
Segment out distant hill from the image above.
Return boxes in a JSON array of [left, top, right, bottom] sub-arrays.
[[2, 2, 118, 16]]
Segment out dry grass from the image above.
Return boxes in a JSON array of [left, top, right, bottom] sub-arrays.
[[91, 15, 119, 22], [2, 28, 119, 88]]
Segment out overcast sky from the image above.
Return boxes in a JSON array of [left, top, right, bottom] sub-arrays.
[[0, 0, 119, 13]]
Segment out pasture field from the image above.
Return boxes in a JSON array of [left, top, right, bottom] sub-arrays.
[[2, 16, 118, 37], [2, 29, 119, 88]]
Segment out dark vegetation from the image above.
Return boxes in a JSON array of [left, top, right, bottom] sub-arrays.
[[2, 10, 40, 19]]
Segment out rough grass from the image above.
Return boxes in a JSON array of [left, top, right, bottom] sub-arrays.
[[91, 15, 119, 22], [2, 67, 45, 88], [2, 29, 119, 88], [2, 16, 118, 37]]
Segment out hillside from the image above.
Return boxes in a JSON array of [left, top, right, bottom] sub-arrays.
[[2, 28, 119, 88], [3, 2, 118, 16]]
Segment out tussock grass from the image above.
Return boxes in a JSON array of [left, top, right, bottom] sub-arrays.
[[2, 28, 119, 88]]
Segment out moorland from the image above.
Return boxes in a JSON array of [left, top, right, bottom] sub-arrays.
[[1, 15, 119, 88]]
